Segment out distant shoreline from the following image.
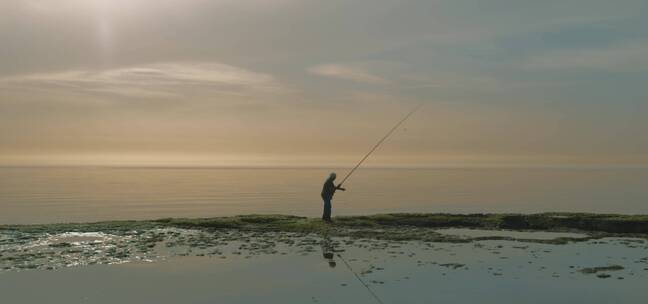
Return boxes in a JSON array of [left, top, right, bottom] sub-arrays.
[[0, 162, 648, 170], [2, 164, 648, 170]]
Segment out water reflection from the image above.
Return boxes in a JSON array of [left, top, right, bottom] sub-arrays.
[[2, 226, 648, 304], [321, 229, 336, 268]]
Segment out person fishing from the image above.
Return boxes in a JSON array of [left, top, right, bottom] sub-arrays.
[[315, 105, 421, 304], [321, 173, 345, 222]]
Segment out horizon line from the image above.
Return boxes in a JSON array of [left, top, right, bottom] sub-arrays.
[[2, 163, 648, 170]]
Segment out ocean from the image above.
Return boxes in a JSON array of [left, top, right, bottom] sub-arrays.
[[1, 166, 647, 224]]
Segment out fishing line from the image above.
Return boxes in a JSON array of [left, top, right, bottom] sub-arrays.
[[320, 225, 385, 304], [337, 252, 386, 304], [338, 103, 423, 187], [325, 103, 422, 304]]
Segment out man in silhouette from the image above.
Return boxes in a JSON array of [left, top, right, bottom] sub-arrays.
[[321, 172, 345, 222]]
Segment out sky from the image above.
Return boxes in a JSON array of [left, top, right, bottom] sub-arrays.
[[1, 0, 647, 167]]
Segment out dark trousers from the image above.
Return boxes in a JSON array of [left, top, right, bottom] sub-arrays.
[[322, 197, 332, 221]]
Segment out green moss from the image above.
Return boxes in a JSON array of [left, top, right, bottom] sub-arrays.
[[3, 212, 648, 238], [500, 213, 648, 233], [1, 220, 161, 234], [580, 265, 624, 274]]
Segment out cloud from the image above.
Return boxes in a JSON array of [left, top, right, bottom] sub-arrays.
[[308, 64, 389, 84], [0, 62, 284, 99], [518, 40, 648, 72]]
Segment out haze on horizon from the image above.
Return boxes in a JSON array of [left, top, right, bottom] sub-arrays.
[[1, 0, 647, 168]]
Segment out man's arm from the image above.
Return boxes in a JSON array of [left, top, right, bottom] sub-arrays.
[[336, 184, 346, 191]]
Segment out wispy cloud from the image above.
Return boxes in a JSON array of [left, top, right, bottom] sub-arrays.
[[519, 40, 648, 72], [0, 62, 284, 99], [308, 64, 389, 84]]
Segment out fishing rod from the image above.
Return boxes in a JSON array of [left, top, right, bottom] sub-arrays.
[[338, 103, 423, 187], [337, 253, 386, 304]]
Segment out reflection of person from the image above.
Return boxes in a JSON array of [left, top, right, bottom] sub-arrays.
[[321, 173, 346, 222], [321, 232, 336, 268]]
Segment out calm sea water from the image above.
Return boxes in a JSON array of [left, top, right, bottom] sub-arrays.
[[1, 167, 647, 224]]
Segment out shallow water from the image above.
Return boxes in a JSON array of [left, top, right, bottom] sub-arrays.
[[1, 228, 647, 304], [2, 166, 648, 224], [436, 228, 588, 240]]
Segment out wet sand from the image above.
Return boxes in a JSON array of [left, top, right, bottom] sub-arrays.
[[1, 213, 647, 303]]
